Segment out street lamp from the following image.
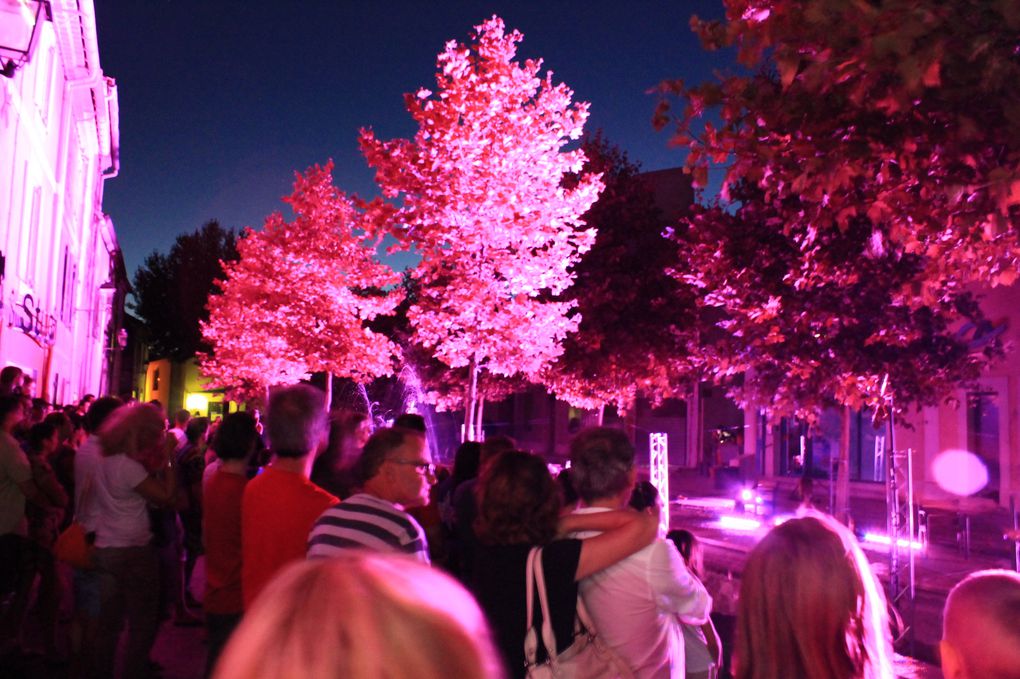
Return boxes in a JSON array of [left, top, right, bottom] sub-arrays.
[[0, 0, 45, 79]]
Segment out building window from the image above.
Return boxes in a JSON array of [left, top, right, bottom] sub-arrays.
[[966, 391, 1000, 501], [776, 408, 885, 483], [59, 246, 69, 323], [849, 410, 886, 483], [37, 46, 54, 124], [152, 369, 160, 393], [26, 186, 41, 286]]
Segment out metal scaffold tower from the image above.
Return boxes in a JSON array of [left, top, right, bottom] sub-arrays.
[[649, 433, 670, 535], [886, 442, 917, 646]]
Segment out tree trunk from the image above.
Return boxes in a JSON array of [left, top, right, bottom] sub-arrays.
[[324, 373, 333, 411], [624, 399, 639, 448], [596, 404, 605, 427], [476, 397, 485, 440], [464, 355, 479, 441], [835, 405, 852, 524]]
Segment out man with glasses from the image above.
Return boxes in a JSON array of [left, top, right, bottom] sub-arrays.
[[307, 427, 433, 563]]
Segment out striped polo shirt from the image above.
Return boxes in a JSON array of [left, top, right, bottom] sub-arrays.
[[307, 493, 430, 564]]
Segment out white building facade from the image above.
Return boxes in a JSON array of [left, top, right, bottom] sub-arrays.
[[0, 0, 125, 404]]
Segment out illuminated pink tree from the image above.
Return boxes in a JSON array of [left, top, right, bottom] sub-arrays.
[[658, 0, 1015, 519], [360, 16, 603, 439], [201, 163, 402, 399]]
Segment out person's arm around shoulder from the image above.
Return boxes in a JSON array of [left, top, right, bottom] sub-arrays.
[[648, 541, 712, 624], [134, 437, 179, 507], [17, 477, 42, 504], [33, 460, 68, 508], [564, 507, 658, 581]]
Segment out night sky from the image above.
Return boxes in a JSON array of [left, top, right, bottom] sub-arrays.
[[94, 0, 731, 277]]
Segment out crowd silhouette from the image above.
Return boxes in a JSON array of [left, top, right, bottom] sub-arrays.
[[0, 370, 1016, 678]]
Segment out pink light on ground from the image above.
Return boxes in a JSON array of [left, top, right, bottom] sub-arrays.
[[717, 515, 762, 532], [862, 532, 924, 551], [931, 449, 989, 496]]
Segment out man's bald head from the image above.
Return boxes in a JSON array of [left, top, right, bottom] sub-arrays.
[[942, 569, 1020, 679]]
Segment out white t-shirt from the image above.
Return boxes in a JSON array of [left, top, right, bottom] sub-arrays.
[[169, 427, 187, 452], [74, 435, 103, 533], [92, 454, 151, 548], [572, 507, 712, 679], [681, 620, 715, 674]]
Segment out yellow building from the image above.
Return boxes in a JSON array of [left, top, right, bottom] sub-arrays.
[[144, 357, 236, 419]]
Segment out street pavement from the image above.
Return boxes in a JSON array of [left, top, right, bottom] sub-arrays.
[[663, 468, 1018, 678]]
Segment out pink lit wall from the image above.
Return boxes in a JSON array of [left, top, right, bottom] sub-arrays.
[[0, 0, 122, 405]]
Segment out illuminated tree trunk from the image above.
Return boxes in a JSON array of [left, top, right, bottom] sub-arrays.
[[596, 404, 605, 427], [464, 354, 479, 441], [835, 405, 851, 524], [324, 372, 332, 412]]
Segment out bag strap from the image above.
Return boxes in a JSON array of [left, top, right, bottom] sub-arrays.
[[532, 546, 563, 660], [524, 546, 542, 666], [574, 592, 600, 637]]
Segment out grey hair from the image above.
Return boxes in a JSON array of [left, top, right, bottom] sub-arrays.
[[569, 427, 635, 503], [266, 384, 327, 458]]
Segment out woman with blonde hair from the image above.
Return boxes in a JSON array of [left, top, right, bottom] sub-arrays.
[[735, 512, 894, 679], [91, 403, 179, 678], [213, 552, 505, 679]]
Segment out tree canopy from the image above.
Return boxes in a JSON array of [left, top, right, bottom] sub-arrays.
[[131, 220, 238, 362], [658, 0, 1020, 301], [656, 0, 1015, 517], [544, 132, 700, 413], [360, 16, 603, 437], [200, 163, 402, 398]]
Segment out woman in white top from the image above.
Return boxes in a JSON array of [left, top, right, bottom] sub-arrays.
[[91, 403, 178, 679]]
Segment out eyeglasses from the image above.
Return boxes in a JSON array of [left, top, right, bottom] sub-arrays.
[[389, 459, 436, 476]]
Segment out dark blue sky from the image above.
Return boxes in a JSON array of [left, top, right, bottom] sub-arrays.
[[95, 0, 730, 276]]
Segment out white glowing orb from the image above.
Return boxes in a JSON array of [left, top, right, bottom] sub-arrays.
[[931, 449, 989, 497]]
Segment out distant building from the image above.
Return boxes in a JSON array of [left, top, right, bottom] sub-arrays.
[[0, 0, 126, 404], [896, 284, 1017, 509], [143, 357, 233, 420]]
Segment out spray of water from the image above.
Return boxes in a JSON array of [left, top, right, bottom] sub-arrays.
[[397, 364, 443, 464]]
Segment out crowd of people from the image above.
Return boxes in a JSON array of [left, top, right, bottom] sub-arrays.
[[1, 364, 1018, 678]]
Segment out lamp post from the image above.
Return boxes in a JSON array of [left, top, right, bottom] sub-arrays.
[[0, 0, 46, 79]]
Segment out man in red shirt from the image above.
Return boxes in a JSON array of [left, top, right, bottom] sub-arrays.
[[202, 411, 259, 677], [241, 385, 336, 610]]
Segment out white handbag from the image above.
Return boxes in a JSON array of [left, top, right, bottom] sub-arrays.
[[523, 547, 635, 679]]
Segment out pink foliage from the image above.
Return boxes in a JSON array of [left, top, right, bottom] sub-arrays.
[[200, 163, 402, 397], [360, 16, 603, 388]]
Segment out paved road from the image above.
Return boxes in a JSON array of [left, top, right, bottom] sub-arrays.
[[663, 470, 1017, 679]]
